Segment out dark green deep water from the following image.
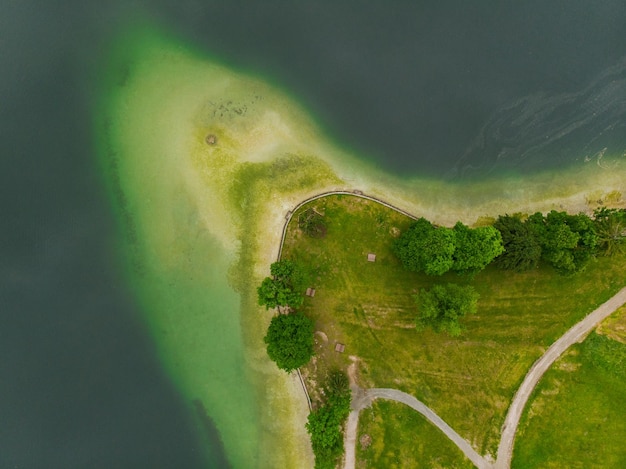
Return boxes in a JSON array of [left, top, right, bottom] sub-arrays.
[[1, 1, 625, 467]]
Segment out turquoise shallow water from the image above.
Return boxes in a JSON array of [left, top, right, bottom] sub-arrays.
[[1, 1, 626, 467]]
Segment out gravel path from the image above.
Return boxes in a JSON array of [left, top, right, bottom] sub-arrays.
[[345, 387, 493, 469], [494, 286, 626, 469]]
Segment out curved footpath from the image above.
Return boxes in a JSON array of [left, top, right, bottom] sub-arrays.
[[494, 286, 626, 469], [275, 190, 626, 469], [345, 387, 493, 469], [343, 287, 626, 469]]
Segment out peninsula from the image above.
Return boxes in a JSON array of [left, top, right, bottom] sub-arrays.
[[97, 25, 626, 468]]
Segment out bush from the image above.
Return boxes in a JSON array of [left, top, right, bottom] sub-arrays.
[[306, 371, 351, 469], [325, 369, 350, 398]]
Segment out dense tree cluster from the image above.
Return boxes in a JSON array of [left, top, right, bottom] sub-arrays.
[[393, 218, 503, 276], [257, 260, 305, 309], [306, 370, 351, 469], [494, 214, 542, 271], [395, 208, 625, 277], [264, 312, 315, 372], [495, 210, 601, 274], [452, 222, 505, 274], [414, 283, 479, 336], [528, 210, 598, 274], [259, 260, 315, 372]]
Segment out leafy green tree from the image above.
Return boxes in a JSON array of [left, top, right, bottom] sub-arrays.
[[264, 312, 314, 372], [270, 259, 304, 285], [594, 207, 626, 256], [529, 211, 579, 273], [393, 218, 456, 275], [527, 211, 598, 274], [306, 387, 351, 469], [452, 222, 504, 274], [257, 260, 305, 309], [415, 283, 479, 336], [565, 212, 598, 268], [493, 214, 542, 271]]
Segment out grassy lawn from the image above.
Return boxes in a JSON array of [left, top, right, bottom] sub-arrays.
[[512, 312, 626, 468], [356, 400, 474, 469], [281, 194, 626, 457]]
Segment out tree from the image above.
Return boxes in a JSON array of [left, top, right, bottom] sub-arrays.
[[564, 212, 598, 268], [270, 259, 304, 285], [306, 372, 351, 469], [452, 222, 504, 275], [257, 260, 305, 309], [264, 312, 315, 372], [527, 211, 598, 274], [493, 214, 542, 271], [415, 283, 479, 336], [594, 207, 626, 256], [393, 218, 456, 275]]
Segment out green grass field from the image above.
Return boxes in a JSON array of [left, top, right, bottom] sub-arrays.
[[512, 321, 626, 468], [356, 400, 474, 469], [281, 194, 626, 458]]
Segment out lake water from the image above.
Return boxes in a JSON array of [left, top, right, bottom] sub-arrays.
[[1, 1, 625, 467]]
